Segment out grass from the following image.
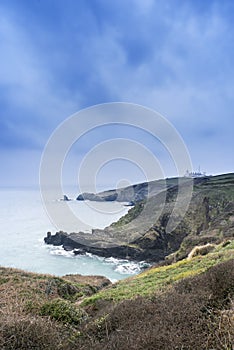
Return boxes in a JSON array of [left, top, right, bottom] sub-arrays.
[[110, 201, 145, 228], [81, 239, 234, 305]]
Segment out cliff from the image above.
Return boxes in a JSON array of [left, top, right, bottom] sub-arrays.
[[45, 173, 234, 262], [76, 177, 179, 202]]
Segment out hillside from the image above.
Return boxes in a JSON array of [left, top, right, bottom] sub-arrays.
[[45, 173, 234, 262], [0, 240, 233, 349], [3, 173, 233, 349]]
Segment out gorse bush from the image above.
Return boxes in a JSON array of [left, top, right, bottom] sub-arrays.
[[76, 259, 234, 350], [40, 299, 86, 325]]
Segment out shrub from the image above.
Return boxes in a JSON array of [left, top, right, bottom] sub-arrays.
[[0, 316, 63, 350], [76, 259, 234, 350], [40, 299, 87, 325]]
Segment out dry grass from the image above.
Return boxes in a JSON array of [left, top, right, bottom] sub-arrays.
[[0, 267, 111, 349], [0, 247, 233, 349], [0, 314, 64, 350]]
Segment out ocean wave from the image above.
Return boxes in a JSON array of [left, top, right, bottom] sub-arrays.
[[49, 245, 75, 258], [46, 244, 150, 275], [104, 257, 151, 275], [105, 257, 129, 264], [78, 252, 151, 275], [114, 261, 151, 274]]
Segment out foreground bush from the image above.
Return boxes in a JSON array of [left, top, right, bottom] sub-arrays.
[[0, 257, 233, 349], [77, 259, 234, 350], [0, 316, 64, 350]]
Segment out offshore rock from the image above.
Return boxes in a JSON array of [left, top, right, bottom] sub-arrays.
[[62, 195, 71, 201]]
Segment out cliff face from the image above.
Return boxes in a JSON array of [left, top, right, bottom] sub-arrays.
[[45, 173, 234, 262]]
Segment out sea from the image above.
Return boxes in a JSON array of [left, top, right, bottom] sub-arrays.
[[0, 187, 149, 282]]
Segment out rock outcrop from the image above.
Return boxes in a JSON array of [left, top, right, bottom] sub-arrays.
[[62, 195, 71, 201], [76, 192, 118, 202]]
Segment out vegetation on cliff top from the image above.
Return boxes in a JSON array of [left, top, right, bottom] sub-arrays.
[[81, 239, 234, 304]]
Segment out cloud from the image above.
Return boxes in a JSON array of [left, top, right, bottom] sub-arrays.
[[0, 0, 233, 185], [0, 5, 80, 148]]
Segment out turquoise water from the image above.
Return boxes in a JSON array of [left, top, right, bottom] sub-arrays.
[[0, 188, 147, 281]]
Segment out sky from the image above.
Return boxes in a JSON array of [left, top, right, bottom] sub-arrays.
[[0, 0, 233, 189]]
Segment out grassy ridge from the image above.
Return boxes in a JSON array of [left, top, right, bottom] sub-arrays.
[[81, 240, 234, 304]]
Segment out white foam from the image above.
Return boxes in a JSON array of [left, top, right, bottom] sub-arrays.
[[105, 257, 128, 264], [104, 257, 151, 275], [46, 243, 151, 275], [114, 262, 141, 274], [49, 245, 74, 258]]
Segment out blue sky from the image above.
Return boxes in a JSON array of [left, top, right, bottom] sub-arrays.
[[0, 0, 233, 187]]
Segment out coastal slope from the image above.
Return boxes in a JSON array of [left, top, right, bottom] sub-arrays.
[[1, 240, 233, 349]]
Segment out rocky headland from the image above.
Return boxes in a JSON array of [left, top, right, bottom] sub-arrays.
[[45, 173, 234, 263]]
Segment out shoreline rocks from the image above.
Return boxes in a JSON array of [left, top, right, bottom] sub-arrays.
[[44, 231, 147, 260]]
